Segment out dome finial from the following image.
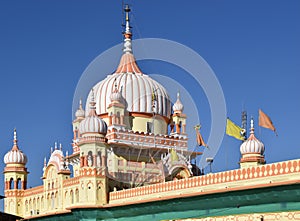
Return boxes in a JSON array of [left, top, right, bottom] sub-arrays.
[[124, 4, 131, 36], [14, 128, 17, 143], [86, 88, 99, 117], [89, 88, 97, 112], [79, 98, 83, 109], [250, 117, 254, 134], [123, 4, 132, 53], [75, 98, 85, 119], [12, 128, 19, 151]]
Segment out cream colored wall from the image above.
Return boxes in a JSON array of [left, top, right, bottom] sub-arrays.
[[131, 116, 167, 135]]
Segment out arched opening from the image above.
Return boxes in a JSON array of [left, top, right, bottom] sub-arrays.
[[41, 196, 44, 211], [116, 112, 121, 124], [75, 189, 79, 203], [25, 200, 29, 213], [17, 178, 21, 189], [9, 178, 14, 189], [70, 190, 74, 204], [51, 193, 55, 209], [87, 151, 93, 167], [97, 151, 102, 167]]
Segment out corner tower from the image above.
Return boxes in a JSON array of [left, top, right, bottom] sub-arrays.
[[239, 118, 266, 168], [3, 129, 28, 216], [78, 90, 109, 205]]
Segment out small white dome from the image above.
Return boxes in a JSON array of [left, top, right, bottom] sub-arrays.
[[75, 99, 85, 118], [240, 129, 265, 155], [4, 129, 27, 164], [79, 115, 107, 135], [172, 92, 184, 113], [110, 83, 123, 103], [79, 91, 107, 135], [4, 149, 27, 164]]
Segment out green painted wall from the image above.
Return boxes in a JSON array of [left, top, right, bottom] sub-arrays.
[[24, 183, 300, 221]]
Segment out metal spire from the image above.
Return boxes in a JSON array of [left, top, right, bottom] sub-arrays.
[[123, 4, 132, 53]]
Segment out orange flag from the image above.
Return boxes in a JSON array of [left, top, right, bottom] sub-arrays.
[[259, 109, 277, 136], [194, 125, 207, 147]]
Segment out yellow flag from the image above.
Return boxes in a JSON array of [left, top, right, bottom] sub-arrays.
[[226, 118, 245, 140]]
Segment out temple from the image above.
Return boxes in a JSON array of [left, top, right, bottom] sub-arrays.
[[2, 5, 300, 221]]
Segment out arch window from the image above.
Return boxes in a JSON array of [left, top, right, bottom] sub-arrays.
[[70, 190, 74, 204], [17, 178, 21, 189], [9, 178, 14, 189], [87, 151, 93, 167], [51, 193, 55, 209], [75, 189, 79, 203], [116, 112, 121, 124]]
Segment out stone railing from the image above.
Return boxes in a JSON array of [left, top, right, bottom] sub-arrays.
[[106, 128, 188, 150], [109, 159, 300, 202]]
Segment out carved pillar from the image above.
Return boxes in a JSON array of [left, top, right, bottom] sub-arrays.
[[120, 115, 124, 125], [176, 124, 180, 134], [93, 155, 96, 167], [109, 116, 112, 126], [170, 124, 174, 133], [80, 156, 84, 167], [73, 130, 77, 140], [182, 124, 186, 134], [112, 115, 116, 124], [101, 156, 106, 167], [84, 156, 88, 167], [22, 180, 26, 190]]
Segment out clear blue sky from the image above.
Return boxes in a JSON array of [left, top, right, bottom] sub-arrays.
[[0, 0, 299, 209]]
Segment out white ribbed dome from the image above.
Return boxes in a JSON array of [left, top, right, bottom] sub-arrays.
[[240, 130, 265, 155], [172, 92, 184, 113], [85, 54, 171, 118], [79, 115, 107, 135], [4, 130, 27, 164], [4, 149, 27, 164], [79, 92, 107, 135], [75, 99, 85, 118]]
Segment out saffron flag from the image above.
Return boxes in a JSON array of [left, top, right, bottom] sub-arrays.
[[194, 125, 207, 147], [226, 118, 245, 140], [259, 109, 277, 135]]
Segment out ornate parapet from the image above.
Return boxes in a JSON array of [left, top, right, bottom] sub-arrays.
[[63, 177, 80, 188], [109, 159, 300, 204], [106, 128, 188, 150]]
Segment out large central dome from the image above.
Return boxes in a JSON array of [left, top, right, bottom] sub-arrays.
[[86, 56, 171, 118], [85, 13, 171, 119]]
